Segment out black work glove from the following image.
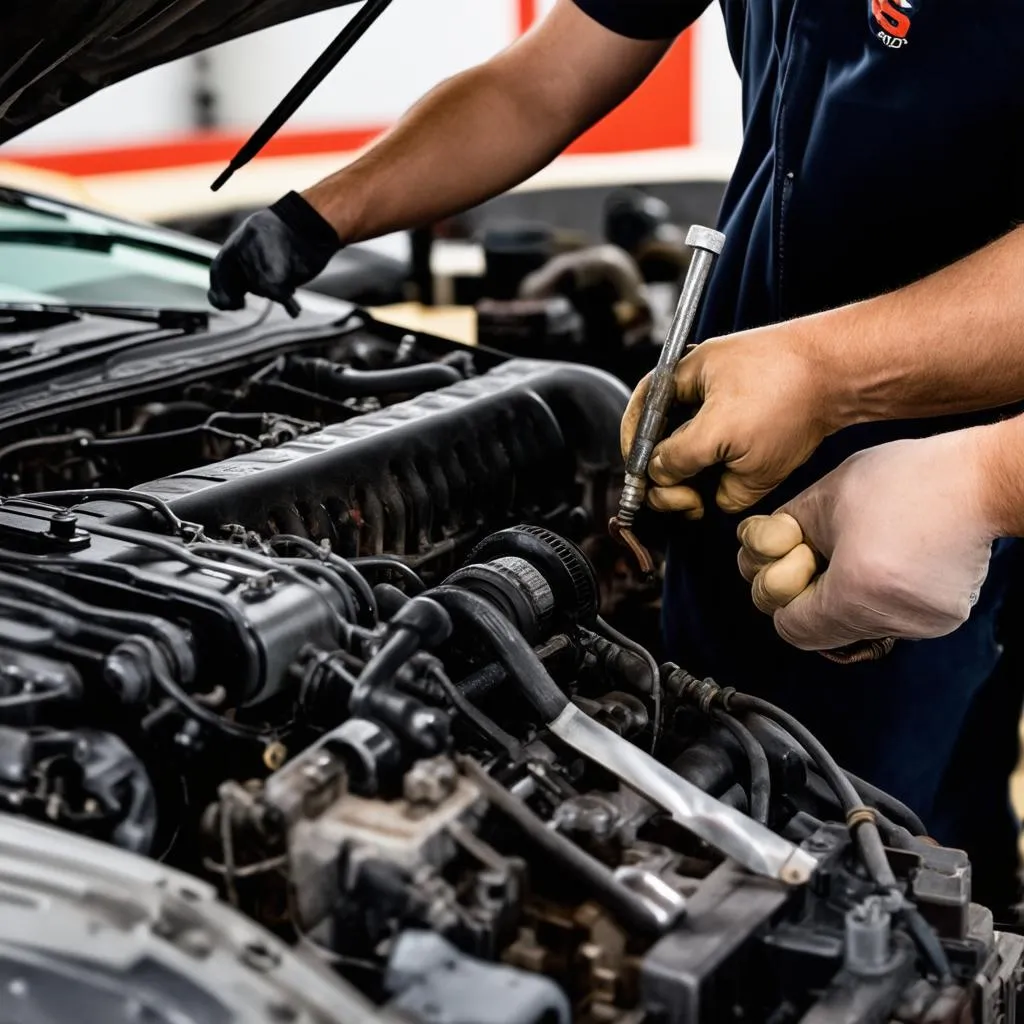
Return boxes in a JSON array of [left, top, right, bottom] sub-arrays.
[[208, 191, 341, 317]]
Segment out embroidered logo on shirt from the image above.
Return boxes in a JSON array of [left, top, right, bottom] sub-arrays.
[[871, 0, 914, 48]]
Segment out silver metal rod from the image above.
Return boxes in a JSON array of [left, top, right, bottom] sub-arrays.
[[619, 225, 726, 523], [549, 704, 817, 885]]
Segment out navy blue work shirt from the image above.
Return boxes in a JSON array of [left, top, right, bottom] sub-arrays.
[[573, 0, 1024, 867]]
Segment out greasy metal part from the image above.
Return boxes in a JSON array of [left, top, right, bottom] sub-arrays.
[[612, 225, 726, 573], [821, 636, 897, 665], [548, 703, 817, 885]]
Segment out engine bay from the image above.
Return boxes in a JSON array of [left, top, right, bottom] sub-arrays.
[[0, 315, 1020, 1024]]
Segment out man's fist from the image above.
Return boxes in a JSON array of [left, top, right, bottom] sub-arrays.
[[208, 191, 341, 315], [737, 430, 999, 651], [620, 326, 835, 516]]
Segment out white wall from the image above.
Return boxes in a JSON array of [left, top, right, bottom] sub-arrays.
[[5, 61, 196, 153], [4, 1, 743, 159], [694, 5, 743, 154], [204, 1, 515, 129]]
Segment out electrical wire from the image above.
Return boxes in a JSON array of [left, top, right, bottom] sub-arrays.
[[13, 488, 190, 537], [595, 615, 662, 751], [188, 542, 352, 639], [131, 634, 273, 742], [426, 661, 523, 760], [725, 690, 897, 890], [276, 558, 358, 623], [268, 535, 377, 625], [724, 689, 951, 982]]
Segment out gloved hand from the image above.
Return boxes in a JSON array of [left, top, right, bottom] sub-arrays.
[[620, 326, 836, 516], [735, 429, 999, 651], [208, 191, 341, 316]]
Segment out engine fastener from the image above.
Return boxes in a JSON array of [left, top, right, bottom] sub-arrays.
[[263, 741, 288, 772]]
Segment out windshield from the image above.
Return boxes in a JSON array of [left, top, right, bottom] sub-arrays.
[[0, 192, 215, 311]]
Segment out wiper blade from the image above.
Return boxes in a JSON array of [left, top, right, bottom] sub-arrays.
[[0, 302, 209, 334]]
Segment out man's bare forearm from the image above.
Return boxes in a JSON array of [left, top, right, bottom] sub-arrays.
[[976, 413, 1024, 537], [792, 226, 1024, 431], [302, 0, 671, 244]]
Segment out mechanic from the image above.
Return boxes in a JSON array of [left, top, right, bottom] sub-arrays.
[[207, 2, 1024, 910]]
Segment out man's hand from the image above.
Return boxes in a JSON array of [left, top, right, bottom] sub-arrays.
[[736, 429, 1001, 651], [620, 325, 835, 515], [208, 192, 341, 315]]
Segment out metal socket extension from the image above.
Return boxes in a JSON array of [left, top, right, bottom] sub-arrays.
[[619, 224, 726, 524]]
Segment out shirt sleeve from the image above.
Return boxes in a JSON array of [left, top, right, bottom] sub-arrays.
[[572, 0, 711, 40]]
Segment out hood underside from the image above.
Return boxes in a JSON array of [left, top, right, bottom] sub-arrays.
[[0, 1, 361, 144]]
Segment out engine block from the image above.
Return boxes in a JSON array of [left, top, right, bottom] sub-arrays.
[[96, 359, 628, 576]]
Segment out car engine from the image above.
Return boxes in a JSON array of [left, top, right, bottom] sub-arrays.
[[0, 313, 1020, 1024]]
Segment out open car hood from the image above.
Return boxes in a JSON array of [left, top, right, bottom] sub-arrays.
[[0, 1, 362, 144]]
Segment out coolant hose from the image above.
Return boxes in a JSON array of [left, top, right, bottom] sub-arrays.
[[428, 587, 569, 722], [353, 595, 452, 700], [288, 356, 462, 398], [712, 710, 770, 824]]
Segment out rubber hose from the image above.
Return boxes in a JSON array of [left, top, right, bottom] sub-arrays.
[[429, 587, 569, 723], [459, 756, 668, 936], [351, 557, 426, 594], [352, 629, 421, 706], [713, 711, 771, 824], [291, 357, 462, 397]]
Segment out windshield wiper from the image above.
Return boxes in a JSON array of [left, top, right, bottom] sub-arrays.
[[0, 302, 209, 335]]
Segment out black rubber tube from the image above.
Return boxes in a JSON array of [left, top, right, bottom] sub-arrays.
[[713, 711, 771, 824], [729, 691, 897, 892], [458, 756, 668, 937], [353, 629, 421, 704], [427, 664, 523, 759], [731, 691, 952, 977], [429, 587, 569, 723], [290, 357, 462, 398], [351, 557, 426, 595]]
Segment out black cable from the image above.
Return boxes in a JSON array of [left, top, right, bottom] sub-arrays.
[[726, 690, 897, 891], [269, 535, 377, 626], [429, 586, 568, 723], [458, 756, 668, 937], [722, 688, 952, 981], [132, 635, 273, 742], [349, 556, 425, 594], [713, 710, 770, 824], [277, 558, 358, 623], [844, 769, 927, 838], [189, 543, 351, 638], [594, 616, 662, 751], [426, 662, 523, 760], [14, 488, 189, 536]]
